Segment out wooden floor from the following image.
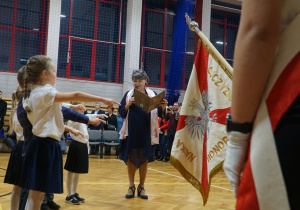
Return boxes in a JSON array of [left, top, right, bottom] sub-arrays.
[[0, 153, 236, 210]]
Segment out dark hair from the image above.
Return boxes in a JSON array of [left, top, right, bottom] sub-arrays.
[[132, 70, 149, 83], [108, 106, 115, 111], [17, 66, 26, 89], [24, 55, 52, 99], [0, 91, 2, 94]]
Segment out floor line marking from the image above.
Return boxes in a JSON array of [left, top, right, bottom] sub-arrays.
[[112, 159, 233, 192], [148, 168, 233, 191]]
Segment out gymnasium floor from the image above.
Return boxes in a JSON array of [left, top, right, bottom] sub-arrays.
[[0, 153, 235, 210]]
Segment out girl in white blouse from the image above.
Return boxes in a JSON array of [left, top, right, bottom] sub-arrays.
[[21, 55, 120, 210]]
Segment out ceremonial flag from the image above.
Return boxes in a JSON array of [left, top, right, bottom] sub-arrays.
[[170, 39, 232, 205]]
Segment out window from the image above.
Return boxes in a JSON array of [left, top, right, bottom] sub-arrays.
[[210, 9, 240, 65], [57, 0, 126, 83], [0, 0, 48, 72]]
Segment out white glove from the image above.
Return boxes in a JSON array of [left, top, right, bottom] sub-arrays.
[[223, 131, 250, 197]]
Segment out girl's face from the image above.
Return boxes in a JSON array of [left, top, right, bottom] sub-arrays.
[[44, 62, 56, 86], [133, 79, 147, 91]]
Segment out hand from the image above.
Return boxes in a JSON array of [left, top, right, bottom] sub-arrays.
[[70, 104, 86, 113], [129, 97, 136, 105], [156, 128, 160, 138], [223, 131, 250, 197], [177, 106, 181, 113], [70, 128, 84, 138], [102, 98, 121, 108], [88, 118, 106, 126], [159, 99, 168, 109], [97, 114, 108, 120], [166, 109, 173, 114]]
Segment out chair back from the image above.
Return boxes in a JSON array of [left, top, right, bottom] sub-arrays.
[[88, 130, 102, 141], [102, 130, 119, 142]]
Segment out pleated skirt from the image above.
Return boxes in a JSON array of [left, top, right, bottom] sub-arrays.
[[4, 141, 24, 186], [20, 136, 63, 193], [64, 140, 88, 173]]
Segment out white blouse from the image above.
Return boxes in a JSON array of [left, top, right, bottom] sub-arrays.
[[24, 84, 64, 141]]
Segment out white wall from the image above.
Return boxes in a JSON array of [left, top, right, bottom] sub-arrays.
[[0, 73, 19, 98], [202, 0, 212, 39], [46, 0, 61, 67], [122, 0, 143, 95], [55, 78, 123, 103], [0, 72, 186, 103], [0, 72, 124, 102]]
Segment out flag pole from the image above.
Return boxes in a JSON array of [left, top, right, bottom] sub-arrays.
[[185, 14, 233, 76]]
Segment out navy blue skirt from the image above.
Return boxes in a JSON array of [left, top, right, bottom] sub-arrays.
[[64, 140, 88, 173], [119, 137, 155, 168], [4, 141, 24, 186], [20, 136, 63, 193]]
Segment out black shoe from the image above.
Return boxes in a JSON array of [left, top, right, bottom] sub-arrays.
[[137, 184, 148, 199], [162, 157, 167, 162], [65, 195, 80, 205], [74, 193, 85, 203], [125, 185, 136, 198], [41, 204, 50, 210], [47, 200, 60, 209], [158, 156, 163, 161]]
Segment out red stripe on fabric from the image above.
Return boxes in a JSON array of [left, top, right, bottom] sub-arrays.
[[176, 115, 188, 132], [209, 107, 231, 125], [266, 51, 300, 131], [194, 43, 209, 196], [236, 151, 259, 210], [195, 43, 209, 92]]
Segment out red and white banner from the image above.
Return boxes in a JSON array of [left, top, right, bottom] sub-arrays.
[[170, 40, 232, 205]]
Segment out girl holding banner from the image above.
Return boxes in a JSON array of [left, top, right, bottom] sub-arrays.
[[223, 0, 300, 209]]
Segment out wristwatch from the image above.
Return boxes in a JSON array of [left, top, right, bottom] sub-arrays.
[[226, 113, 253, 133]]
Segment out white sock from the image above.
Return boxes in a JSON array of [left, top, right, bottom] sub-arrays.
[[66, 171, 74, 196], [71, 174, 80, 195]]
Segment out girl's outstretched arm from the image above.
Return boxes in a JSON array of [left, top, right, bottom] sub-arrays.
[[64, 125, 84, 138], [54, 91, 120, 107]]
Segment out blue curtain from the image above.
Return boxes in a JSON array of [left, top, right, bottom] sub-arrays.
[[166, 0, 194, 105]]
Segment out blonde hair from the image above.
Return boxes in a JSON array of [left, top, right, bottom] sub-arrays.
[[8, 86, 22, 135], [70, 101, 81, 105], [24, 55, 52, 99], [17, 66, 26, 89]]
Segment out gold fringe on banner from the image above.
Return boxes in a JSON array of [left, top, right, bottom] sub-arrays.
[[170, 155, 224, 205]]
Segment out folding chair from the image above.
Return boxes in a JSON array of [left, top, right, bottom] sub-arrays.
[[88, 130, 102, 156], [100, 130, 119, 159]]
